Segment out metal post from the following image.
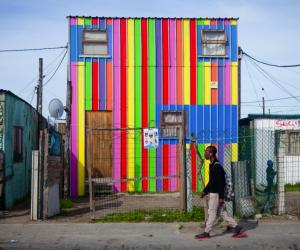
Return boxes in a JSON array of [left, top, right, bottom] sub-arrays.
[[277, 132, 285, 215], [179, 126, 187, 212], [238, 46, 242, 120]]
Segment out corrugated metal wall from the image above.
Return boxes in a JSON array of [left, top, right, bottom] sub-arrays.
[[69, 17, 238, 197]]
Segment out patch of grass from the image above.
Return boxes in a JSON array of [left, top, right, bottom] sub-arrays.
[[285, 183, 300, 192], [60, 198, 75, 209], [92, 207, 204, 223]]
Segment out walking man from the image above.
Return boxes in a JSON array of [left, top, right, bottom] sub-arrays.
[[195, 145, 242, 240]]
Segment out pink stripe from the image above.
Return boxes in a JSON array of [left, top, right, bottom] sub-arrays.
[[224, 19, 230, 25], [70, 17, 76, 25], [70, 63, 78, 197], [113, 19, 121, 191], [225, 62, 231, 104], [170, 144, 177, 191], [169, 19, 176, 105]]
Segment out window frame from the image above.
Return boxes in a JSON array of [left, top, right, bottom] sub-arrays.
[[13, 126, 23, 163], [81, 29, 109, 58], [286, 131, 300, 155], [200, 30, 227, 57]]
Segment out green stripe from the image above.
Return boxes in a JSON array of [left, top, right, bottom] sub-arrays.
[[197, 144, 205, 192], [85, 61, 92, 110], [148, 19, 156, 192], [134, 19, 142, 191], [197, 62, 204, 105], [84, 17, 91, 26], [197, 19, 204, 25]]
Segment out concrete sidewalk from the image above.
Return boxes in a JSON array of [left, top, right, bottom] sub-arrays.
[[0, 221, 300, 250]]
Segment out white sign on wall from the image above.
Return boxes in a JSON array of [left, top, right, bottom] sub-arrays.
[[274, 120, 300, 130], [143, 128, 159, 149]]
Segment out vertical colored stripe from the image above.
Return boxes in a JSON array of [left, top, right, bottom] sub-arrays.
[[176, 19, 183, 105], [92, 61, 99, 110], [197, 62, 204, 104], [162, 19, 169, 105], [225, 62, 231, 104], [134, 19, 142, 191], [183, 19, 190, 105], [197, 143, 204, 192], [113, 19, 121, 191], [106, 20, 113, 110], [232, 143, 238, 162], [70, 63, 78, 197], [127, 19, 135, 191], [231, 23, 238, 62], [204, 62, 211, 104], [99, 61, 106, 109], [155, 19, 162, 192], [231, 62, 238, 105], [77, 62, 85, 196], [120, 18, 127, 192], [190, 19, 196, 105], [85, 60, 92, 110], [191, 141, 197, 191], [170, 144, 176, 191], [148, 19, 156, 192], [163, 144, 169, 191], [169, 19, 176, 105], [141, 18, 149, 192], [204, 143, 209, 186]]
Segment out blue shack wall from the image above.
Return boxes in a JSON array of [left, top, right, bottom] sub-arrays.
[[1, 92, 38, 209]]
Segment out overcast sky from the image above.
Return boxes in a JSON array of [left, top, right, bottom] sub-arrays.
[[1, 0, 300, 118]]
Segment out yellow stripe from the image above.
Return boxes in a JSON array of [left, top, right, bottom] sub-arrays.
[[77, 17, 84, 25], [77, 62, 85, 196], [204, 19, 210, 25], [204, 144, 209, 186], [204, 62, 211, 105], [183, 20, 190, 105], [231, 62, 238, 105], [127, 19, 135, 191], [231, 143, 238, 162], [230, 19, 237, 25]]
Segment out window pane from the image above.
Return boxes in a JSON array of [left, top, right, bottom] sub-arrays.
[[203, 43, 225, 56], [289, 132, 300, 154], [83, 43, 108, 55], [83, 30, 107, 42], [203, 31, 225, 41]]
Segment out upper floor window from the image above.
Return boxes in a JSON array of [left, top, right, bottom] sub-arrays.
[[82, 29, 108, 56], [201, 30, 226, 57]]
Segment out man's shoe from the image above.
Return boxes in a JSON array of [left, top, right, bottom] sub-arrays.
[[233, 225, 242, 234], [194, 232, 210, 240]]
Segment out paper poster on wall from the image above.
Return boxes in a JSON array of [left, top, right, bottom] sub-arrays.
[[143, 128, 159, 149]]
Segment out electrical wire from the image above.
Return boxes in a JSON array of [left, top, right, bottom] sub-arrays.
[[242, 50, 300, 68], [0, 45, 67, 53]]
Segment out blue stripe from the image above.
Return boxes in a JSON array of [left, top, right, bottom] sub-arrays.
[[211, 105, 217, 144], [225, 105, 231, 144], [70, 25, 77, 62], [204, 105, 210, 143], [232, 105, 238, 143], [107, 24, 113, 61], [197, 105, 204, 144], [218, 104, 224, 144], [190, 105, 196, 139], [231, 25, 237, 62], [99, 19, 106, 63], [224, 22, 230, 62], [197, 24, 202, 56], [77, 25, 84, 62]]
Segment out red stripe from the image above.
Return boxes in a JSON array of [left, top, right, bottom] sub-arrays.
[[190, 19, 197, 105], [191, 145, 197, 191], [92, 62, 99, 110], [141, 18, 148, 192], [120, 19, 127, 192], [92, 18, 98, 26], [162, 19, 169, 105], [163, 144, 169, 191]]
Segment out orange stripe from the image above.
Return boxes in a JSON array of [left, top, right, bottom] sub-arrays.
[[210, 19, 217, 25], [211, 89, 217, 104]]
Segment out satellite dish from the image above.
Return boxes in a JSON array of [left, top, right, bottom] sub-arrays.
[[48, 98, 64, 119]]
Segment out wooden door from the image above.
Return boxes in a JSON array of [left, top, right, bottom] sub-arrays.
[[86, 111, 112, 178]]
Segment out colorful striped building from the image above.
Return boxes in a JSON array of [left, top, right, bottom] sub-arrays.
[[68, 16, 239, 197]]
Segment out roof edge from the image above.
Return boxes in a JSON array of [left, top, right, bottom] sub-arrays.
[[66, 16, 239, 20]]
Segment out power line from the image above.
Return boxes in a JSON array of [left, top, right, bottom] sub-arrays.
[[242, 49, 300, 68], [242, 95, 300, 104], [0, 45, 67, 53], [43, 49, 68, 87]]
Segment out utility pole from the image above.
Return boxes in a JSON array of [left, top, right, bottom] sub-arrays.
[[262, 97, 265, 116], [238, 47, 242, 120], [36, 58, 43, 147]]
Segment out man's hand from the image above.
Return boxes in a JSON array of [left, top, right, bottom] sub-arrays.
[[219, 198, 224, 205], [200, 192, 206, 198]]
